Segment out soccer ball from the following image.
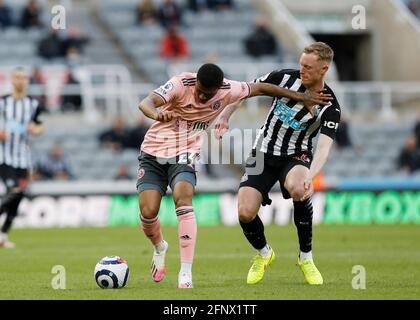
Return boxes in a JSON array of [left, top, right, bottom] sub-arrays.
[[94, 256, 130, 289]]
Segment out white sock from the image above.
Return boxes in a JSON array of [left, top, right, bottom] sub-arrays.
[[300, 251, 313, 262], [154, 240, 167, 254], [180, 262, 192, 274], [259, 244, 271, 257], [0, 232, 7, 241]]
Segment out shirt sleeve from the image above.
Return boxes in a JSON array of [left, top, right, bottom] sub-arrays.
[[254, 69, 291, 85], [227, 80, 251, 104], [320, 104, 341, 140], [152, 76, 182, 104]]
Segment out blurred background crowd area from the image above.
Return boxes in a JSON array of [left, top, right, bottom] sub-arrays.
[[0, 0, 419, 184]]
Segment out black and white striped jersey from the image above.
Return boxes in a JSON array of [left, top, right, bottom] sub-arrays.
[[252, 69, 341, 157], [0, 95, 42, 169]]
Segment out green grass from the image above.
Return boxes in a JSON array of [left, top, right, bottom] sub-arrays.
[[0, 225, 419, 300]]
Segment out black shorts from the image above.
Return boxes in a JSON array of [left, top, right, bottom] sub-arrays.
[[239, 150, 312, 206], [136, 151, 197, 196], [0, 164, 29, 192]]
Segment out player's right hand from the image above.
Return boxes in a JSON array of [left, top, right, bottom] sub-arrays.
[[153, 111, 174, 122]]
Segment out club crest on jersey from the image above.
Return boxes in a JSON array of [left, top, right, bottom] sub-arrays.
[[240, 173, 248, 183], [137, 168, 145, 180], [312, 106, 321, 117], [211, 100, 221, 110]]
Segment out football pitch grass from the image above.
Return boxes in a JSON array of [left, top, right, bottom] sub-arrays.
[[0, 225, 419, 300]]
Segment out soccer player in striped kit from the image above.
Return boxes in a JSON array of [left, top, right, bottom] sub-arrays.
[[216, 42, 341, 285], [0, 68, 43, 248], [136, 63, 332, 288]]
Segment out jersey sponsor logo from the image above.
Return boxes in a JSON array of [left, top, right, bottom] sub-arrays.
[[173, 119, 209, 131], [192, 121, 209, 131], [323, 121, 339, 130], [293, 153, 310, 163], [273, 101, 307, 131], [211, 100, 221, 110]]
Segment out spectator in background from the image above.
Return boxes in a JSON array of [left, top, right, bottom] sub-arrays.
[[61, 26, 89, 56], [98, 116, 131, 151], [187, 0, 208, 12], [335, 118, 353, 149], [158, 0, 182, 29], [37, 28, 64, 60], [114, 164, 133, 180], [397, 135, 420, 173], [33, 144, 73, 180], [136, 0, 158, 25], [407, 0, 420, 18], [414, 120, 420, 142], [30, 67, 47, 113], [126, 117, 149, 150], [160, 24, 189, 60], [65, 46, 86, 67], [244, 18, 278, 58], [207, 0, 234, 11], [61, 70, 82, 112], [0, 0, 13, 29], [20, 0, 43, 29]]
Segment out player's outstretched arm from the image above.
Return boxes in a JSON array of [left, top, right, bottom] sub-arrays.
[[214, 100, 243, 139], [248, 82, 332, 115], [138, 93, 174, 122], [301, 133, 333, 201]]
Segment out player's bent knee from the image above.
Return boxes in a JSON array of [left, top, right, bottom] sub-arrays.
[[238, 204, 257, 223], [140, 204, 159, 219], [289, 186, 305, 201]]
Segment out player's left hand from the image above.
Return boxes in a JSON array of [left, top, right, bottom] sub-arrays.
[[300, 91, 333, 116], [214, 117, 229, 139], [301, 178, 314, 201], [27, 123, 44, 136]]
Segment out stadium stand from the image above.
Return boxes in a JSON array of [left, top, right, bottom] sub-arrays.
[[98, 0, 295, 85], [0, 0, 418, 183]]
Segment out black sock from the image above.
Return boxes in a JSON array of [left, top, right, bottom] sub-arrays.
[[0, 193, 23, 234], [293, 199, 313, 253], [239, 215, 267, 250]]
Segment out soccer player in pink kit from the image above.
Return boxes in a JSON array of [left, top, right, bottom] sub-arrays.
[[136, 63, 331, 288]]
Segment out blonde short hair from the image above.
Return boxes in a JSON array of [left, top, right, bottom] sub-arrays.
[[303, 42, 334, 64]]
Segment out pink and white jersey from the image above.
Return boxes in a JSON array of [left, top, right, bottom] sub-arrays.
[[141, 72, 251, 158]]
